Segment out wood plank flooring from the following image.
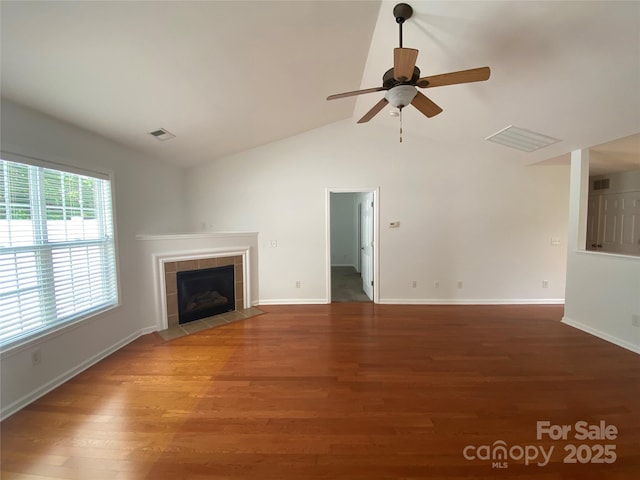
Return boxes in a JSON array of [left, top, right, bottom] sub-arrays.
[[2, 304, 640, 479]]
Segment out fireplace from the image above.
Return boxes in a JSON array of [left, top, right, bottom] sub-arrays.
[[136, 232, 256, 332], [176, 264, 235, 324], [161, 254, 245, 329]]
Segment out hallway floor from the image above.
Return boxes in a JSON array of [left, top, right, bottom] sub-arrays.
[[331, 266, 371, 303]]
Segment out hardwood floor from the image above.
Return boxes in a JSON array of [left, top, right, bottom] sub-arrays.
[[2, 304, 640, 479]]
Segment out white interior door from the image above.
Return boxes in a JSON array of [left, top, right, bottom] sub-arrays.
[[356, 202, 362, 273], [600, 194, 620, 253], [586, 194, 601, 251], [360, 192, 374, 300], [588, 191, 640, 255], [618, 192, 640, 255]]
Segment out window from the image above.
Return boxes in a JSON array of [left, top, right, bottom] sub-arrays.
[[0, 157, 118, 346]]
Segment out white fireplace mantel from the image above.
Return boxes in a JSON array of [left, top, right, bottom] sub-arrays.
[[136, 232, 258, 242], [136, 232, 259, 332]]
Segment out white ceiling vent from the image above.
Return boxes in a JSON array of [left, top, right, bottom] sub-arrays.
[[485, 125, 561, 152], [149, 128, 176, 141]]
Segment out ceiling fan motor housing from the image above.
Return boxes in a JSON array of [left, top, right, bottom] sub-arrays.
[[383, 66, 420, 89]]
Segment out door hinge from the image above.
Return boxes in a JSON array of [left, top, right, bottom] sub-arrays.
[[371, 201, 374, 208], [371, 280, 374, 286]]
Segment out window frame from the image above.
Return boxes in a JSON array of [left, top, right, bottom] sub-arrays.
[[0, 150, 120, 352]]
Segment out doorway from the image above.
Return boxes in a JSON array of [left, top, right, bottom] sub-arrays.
[[326, 188, 379, 303]]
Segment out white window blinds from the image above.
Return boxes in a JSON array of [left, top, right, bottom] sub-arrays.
[[0, 158, 118, 346]]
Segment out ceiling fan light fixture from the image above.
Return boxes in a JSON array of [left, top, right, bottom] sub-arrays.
[[385, 85, 417, 109]]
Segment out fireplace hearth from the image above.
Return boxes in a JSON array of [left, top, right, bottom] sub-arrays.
[[177, 265, 235, 324]]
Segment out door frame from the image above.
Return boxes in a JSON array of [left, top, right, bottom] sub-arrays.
[[325, 187, 380, 303]]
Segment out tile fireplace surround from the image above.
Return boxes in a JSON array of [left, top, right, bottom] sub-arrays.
[[136, 232, 259, 333], [164, 254, 243, 328]]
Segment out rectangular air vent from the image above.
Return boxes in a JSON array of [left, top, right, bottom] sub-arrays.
[[486, 125, 561, 152], [593, 178, 611, 190], [149, 128, 175, 141]]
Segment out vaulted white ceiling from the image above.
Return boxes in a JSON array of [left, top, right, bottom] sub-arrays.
[[2, 1, 639, 169], [353, 1, 640, 169], [1, 0, 380, 166]]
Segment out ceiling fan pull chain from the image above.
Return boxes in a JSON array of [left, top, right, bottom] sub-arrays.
[[399, 108, 403, 143]]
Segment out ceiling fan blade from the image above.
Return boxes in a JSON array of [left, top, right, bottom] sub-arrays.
[[357, 98, 389, 124], [327, 86, 385, 101], [394, 47, 419, 81], [417, 66, 491, 88], [411, 92, 443, 118]]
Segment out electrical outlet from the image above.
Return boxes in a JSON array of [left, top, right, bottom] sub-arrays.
[[542, 280, 549, 288], [632, 315, 640, 328], [457, 281, 463, 289], [295, 280, 301, 288], [434, 281, 440, 289], [31, 349, 42, 366], [411, 280, 417, 288], [269, 240, 278, 248]]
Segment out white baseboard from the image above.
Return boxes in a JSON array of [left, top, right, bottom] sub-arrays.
[[140, 325, 157, 336], [258, 298, 329, 305], [258, 298, 564, 306], [377, 298, 565, 305], [0, 328, 151, 421], [561, 316, 640, 355]]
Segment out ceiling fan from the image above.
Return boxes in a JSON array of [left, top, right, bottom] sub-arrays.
[[327, 3, 490, 125]]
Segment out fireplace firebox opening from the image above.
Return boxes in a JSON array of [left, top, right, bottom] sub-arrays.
[[176, 265, 235, 324]]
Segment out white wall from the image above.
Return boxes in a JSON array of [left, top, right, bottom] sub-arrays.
[[185, 120, 570, 304], [330, 193, 359, 268], [590, 169, 640, 195], [0, 99, 187, 419], [563, 150, 640, 353]]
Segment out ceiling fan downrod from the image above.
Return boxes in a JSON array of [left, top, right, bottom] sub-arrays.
[[393, 3, 413, 48]]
